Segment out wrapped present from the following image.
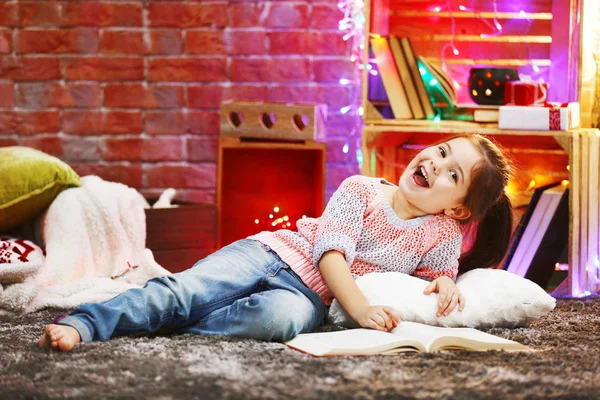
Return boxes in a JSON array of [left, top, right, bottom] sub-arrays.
[[498, 102, 580, 131], [504, 80, 549, 106]]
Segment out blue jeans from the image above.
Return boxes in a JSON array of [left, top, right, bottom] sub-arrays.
[[59, 239, 328, 342]]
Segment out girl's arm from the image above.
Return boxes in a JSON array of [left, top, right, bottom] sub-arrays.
[[319, 250, 400, 332]]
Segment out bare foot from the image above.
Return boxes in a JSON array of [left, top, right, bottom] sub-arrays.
[[39, 324, 81, 351]]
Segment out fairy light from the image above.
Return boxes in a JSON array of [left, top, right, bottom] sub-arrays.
[[338, 0, 365, 166], [255, 206, 306, 231]]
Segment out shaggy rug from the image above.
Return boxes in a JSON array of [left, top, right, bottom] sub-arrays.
[[1, 295, 599, 400]]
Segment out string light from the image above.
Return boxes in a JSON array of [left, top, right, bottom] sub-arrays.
[[338, 0, 365, 165], [254, 205, 306, 231]]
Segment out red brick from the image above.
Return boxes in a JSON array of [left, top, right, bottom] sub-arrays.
[[266, 3, 309, 28], [0, 3, 17, 27], [63, 57, 144, 81], [104, 137, 183, 162], [149, 30, 183, 55], [63, 111, 142, 135], [230, 3, 267, 28], [145, 111, 186, 134], [16, 82, 101, 108], [223, 84, 268, 102], [187, 111, 219, 135], [19, 136, 64, 157], [145, 111, 219, 135], [0, 30, 11, 53], [230, 58, 311, 82], [63, 3, 143, 27], [326, 163, 360, 190], [188, 85, 223, 109], [268, 85, 318, 103], [186, 31, 224, 54], [146, 164, 217, 189], [314, 59, 355, 83], [0, 83, 14, 107], [326, 139, 353, 163], [187, 136, 217, 162], [101, 30, 183, 55], [0, 56, 61, 81], [104, 84, 184, 109], [325, 112, 359, 135], [225, 30, 265, 55], [148, 58, 226, 82], [71, 163, 143, 188], [311, 4, 342, 30], [62, 138, 102, 162], [102, 30, 145, 54], [270, 31, 347, 55], [189, 84, 269, 109], [16, 29, 100, 54], [18, 2, 62, 27], [148, 3, 227, 28], [0, 111, 60, 134], [317, 85, 352, 108]]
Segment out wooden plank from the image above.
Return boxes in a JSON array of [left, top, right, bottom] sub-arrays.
[[548, 0, 581, 102], [370, 0, 390, 35], [388, 0, 553, 14], [382, 146, 397, 182], [587, 132, 599, 293], [569, 131, 581, 296], [362, 120, 577, 137], [220, 101, 327, 141], [389, 17, 552, 37], [411, 41, 551, 61]]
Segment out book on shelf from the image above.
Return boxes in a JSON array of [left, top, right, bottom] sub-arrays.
[[418, 56, 457, 107], [399, 37, 436, 120], [439, 105, 500, 123], [285, 321, 532, 357], [504, 183, 568, 285], [525, 186, 569, 289], [370, 37, 413, 119], [389, 36, 425, 119]]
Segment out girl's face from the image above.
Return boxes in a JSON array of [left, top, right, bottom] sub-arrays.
[[398, 137, 483, 218]]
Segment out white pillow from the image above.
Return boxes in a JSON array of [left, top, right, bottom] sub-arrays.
[[328, 269, 556, 328]]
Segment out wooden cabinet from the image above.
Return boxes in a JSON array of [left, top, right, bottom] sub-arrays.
[[359, 0, 599, 296], [217, 136, 326, 248]]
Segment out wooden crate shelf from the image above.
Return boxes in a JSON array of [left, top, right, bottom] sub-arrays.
[[360, 0, 598, 296]]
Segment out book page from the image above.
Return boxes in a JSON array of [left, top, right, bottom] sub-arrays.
[[391, 322, 530, 352], [285, 329, 425, 356]]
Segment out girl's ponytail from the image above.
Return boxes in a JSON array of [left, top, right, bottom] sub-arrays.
[[458, 192, 513, 275]]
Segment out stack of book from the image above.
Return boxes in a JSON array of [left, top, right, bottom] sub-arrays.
[[369, 36, 499, 123]]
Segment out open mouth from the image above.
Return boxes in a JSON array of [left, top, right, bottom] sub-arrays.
[[412, 165, 429, 188]]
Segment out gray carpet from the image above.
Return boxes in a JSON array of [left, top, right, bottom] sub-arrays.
[[1, 296, 599, 400]]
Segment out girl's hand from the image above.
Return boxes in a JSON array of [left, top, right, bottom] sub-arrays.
[[354, 305, 401, 332], [423, 276, 465, 317]]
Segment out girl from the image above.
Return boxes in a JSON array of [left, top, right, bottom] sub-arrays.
[[39, 134, 513, 351]]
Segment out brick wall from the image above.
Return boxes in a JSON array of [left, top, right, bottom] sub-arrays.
[[0, 0, 361, 203]]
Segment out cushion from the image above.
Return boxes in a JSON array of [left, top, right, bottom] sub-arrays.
[[328, 269, 557, 328], [0, 237, 44, 285], [0, 147, 81, 232]]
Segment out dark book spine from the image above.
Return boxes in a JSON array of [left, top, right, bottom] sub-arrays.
[[525, 189, 569, 289]]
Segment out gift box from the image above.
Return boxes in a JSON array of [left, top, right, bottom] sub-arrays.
[[504, 81, 549, 106], [498, 103, 580, 131]]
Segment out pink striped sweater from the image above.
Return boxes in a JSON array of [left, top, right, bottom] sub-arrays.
[[250, 175, 462, 305]]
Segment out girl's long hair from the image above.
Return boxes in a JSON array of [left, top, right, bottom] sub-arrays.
[[455, 135, 514, 275]]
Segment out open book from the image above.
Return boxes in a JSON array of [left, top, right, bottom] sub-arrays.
[[285, 322, 532, 356]]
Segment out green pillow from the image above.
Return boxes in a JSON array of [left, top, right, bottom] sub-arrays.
[[0, 146, 81, 232]]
